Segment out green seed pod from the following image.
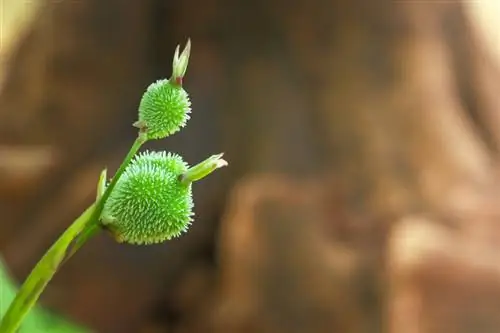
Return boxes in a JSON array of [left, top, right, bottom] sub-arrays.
[[135, 40, 192, 140], [136, 79, 191, 140], [101, 151, 194, 244]]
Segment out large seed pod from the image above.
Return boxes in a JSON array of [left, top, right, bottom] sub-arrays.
[[101, 151, 194, 244]]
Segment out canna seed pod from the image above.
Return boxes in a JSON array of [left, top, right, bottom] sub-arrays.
[[136, 79, 191, 140], [101, 151, 194, 244], [100, 150, 227, 245], [135, 40, 192, 140]]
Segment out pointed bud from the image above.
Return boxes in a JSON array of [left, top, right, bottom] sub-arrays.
[[171, 39, 191, 86], [96, 168, 107, 200], [180, 153, 228, 185]]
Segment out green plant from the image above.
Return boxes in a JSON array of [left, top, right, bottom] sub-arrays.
[[0, 257, 88, 332], [0, 39, 227, 333]]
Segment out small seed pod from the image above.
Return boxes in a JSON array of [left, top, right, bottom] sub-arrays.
[[136, 79, 191, 140], [101, 151, 194, 244], [135, 40, 192, 140]]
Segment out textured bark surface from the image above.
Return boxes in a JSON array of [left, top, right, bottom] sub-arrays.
[[1, 0, 500, 332]]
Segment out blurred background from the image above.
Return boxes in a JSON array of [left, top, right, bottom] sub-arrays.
[[2, 0, 500, 332]]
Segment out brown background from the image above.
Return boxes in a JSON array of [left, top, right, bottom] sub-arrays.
[[2, 0, 500, 332]]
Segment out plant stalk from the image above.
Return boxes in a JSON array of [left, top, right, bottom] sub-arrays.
[[0, 134, 145, 333], [65, 134, 146, 259], [0, 204, 95, 333]]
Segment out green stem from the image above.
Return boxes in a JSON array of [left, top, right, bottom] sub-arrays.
[[65, 134, 146, 259], [0, 134, 146, 333], [0, 204, 95, 333]]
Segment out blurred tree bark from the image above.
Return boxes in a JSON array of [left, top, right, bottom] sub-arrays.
[[1, 0, 500, 332]]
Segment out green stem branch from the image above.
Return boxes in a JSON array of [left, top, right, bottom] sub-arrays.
[[0, 134, 146, 333], [65, 134, 146, 259], [0, 204, 95, 333]]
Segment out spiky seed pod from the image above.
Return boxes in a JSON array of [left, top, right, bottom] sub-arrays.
[[101, 151, 194, 244], [136, 79, 191, 140], [135, 40, 192, 140]]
